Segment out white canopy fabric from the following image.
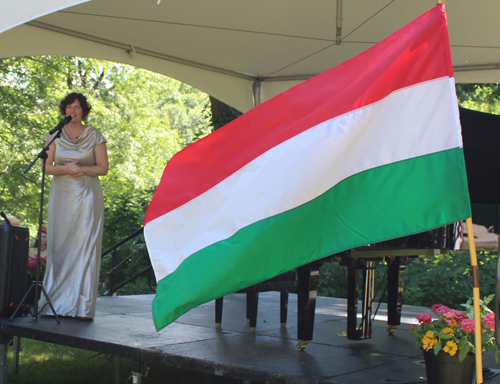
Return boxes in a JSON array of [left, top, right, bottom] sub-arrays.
[[0, 0, 89, 34], [1, 0, 499, 112]]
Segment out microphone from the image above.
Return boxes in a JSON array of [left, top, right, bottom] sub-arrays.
[[49, 115, 72, 135]]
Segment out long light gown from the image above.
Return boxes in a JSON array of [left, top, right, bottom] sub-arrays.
[[39, 126, 105, 318]]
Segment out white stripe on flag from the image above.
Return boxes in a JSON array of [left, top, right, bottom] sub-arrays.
[[145, 77, 461, 282]]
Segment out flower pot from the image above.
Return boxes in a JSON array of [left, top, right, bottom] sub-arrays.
[[423, 349, 475, 384]]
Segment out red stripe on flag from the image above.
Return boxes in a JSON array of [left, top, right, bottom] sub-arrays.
[[145, 4, 452, 224]]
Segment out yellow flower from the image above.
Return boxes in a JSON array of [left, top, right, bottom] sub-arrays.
[[425, 330, 435, 338], [443, 340, 458, 356], [422, 334, 438, 351], [442, 327, 455, 337]]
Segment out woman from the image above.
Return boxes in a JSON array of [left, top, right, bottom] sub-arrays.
[[40, 92, 108, 319]]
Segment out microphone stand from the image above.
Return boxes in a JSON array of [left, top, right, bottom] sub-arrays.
[[9, 131, 61, 323]]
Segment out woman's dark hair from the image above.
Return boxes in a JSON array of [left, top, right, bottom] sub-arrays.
[[33, 228, 47, 249], [59, 93, 92, 121]]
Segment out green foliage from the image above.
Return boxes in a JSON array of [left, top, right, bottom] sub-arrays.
[[209, 96, 243, 131], [0, 57, 67, 227], [317, 251, 497, 311], [317, 262, 348, 298], [99, 189, 152, 295], [456, 83, 500, 114], [0, 56, 211, 237], [404, 251, 496, 309], [0, 55, 213, 294]]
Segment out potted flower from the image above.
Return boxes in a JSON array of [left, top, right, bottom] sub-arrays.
[[410, 295, 498, 384], [27, 257, 46, 282], [26, 257, 46, 304]]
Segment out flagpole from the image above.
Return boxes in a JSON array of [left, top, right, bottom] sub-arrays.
[[436, 0, 482, 379], [433, 1, 480, 381], [466, 217, 483, 384]]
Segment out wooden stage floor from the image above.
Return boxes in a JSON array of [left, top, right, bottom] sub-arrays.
[[1, 293, 500, 383]]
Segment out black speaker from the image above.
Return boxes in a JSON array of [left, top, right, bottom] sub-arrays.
[[0, 223, 29, 316]]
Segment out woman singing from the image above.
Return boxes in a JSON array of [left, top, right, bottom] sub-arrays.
[[40, 92, 108, 320]]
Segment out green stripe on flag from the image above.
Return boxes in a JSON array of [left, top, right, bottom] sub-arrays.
[[152, 147, 470, 330]]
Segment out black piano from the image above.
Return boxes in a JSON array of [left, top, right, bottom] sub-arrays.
[[294, 223, 460, 349]]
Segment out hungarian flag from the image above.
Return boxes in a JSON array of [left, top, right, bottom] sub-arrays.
[[144, 4, 471, 331]]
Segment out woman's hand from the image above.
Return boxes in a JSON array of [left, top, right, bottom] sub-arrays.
[[65, 161, 85, 178], [43, 141, 107, 177]]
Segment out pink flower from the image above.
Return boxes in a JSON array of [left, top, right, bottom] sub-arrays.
[[483, 313, 495, 331], [451, 310, 468, 323], [28, 256, 47, 267], [431, 304, 444, 312], [408, 325, 415, 331], [442, 311, 460, 327], [441, 310, 467, 326], [416, 313, 432, 324], [461, 319, 475, 333], [432, 304, 450, 315]]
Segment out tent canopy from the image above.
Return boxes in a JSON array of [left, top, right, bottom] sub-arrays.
[[0, 0, 89, 34], [1, 0, 500, 112]]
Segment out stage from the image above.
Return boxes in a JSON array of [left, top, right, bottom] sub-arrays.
[[1, 293, 499, 383]]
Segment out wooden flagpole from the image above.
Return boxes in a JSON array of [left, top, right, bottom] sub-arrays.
[[466, 217, 483, 384], [433, 0, 480, 379]]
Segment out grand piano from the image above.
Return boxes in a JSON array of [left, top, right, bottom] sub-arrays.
[[216, 106, 500, 349]]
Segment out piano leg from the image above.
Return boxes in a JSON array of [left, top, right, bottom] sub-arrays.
[[215, 297, 223, 328], [280, 290, 289, 327], [387, 257, 408, 334], [296, 264, 319, 350], [246, 291, 259, 332]]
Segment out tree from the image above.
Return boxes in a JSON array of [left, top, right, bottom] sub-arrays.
[[1, 55, 215, 294], [209, 96, 242, 131], [456, 83, 500, 114], [0, 56, 212, 234]]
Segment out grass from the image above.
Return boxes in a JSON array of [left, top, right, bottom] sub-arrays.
[[6, 338, 243, 384]]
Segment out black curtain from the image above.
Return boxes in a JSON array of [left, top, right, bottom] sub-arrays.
[[461, 107, 500, 205]]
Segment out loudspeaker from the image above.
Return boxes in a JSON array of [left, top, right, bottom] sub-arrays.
[[0, 223, 29, 316]]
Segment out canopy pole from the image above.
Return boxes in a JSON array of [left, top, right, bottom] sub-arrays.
[[252, 78, 262, 107], [336, 0, 343, 45], [466, 217, 483, 384]]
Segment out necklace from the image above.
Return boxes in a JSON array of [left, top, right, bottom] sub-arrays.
[[65, 126, 85, 140]]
